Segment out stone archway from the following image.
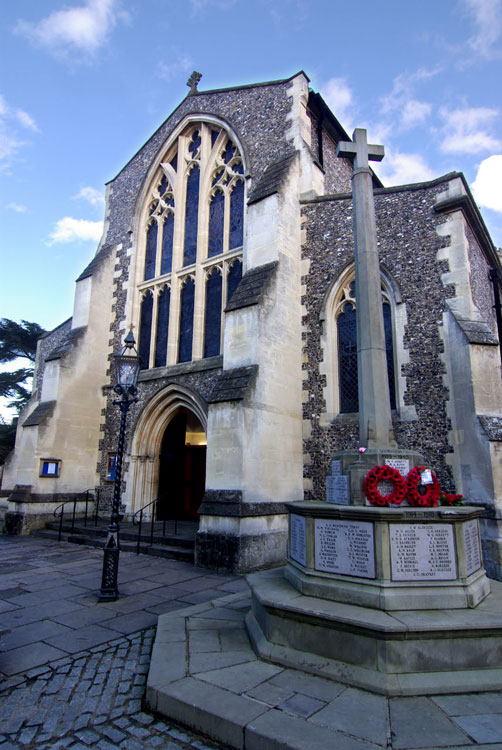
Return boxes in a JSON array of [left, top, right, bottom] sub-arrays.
[[123, 384, 207, 517]]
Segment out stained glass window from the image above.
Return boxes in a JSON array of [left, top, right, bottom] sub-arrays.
[[337, 299, 396, 413], [161, 213, 174, 275], [229, 180, 244, 250], [208, 190, 224, 257], [144, 222, 157, 280], [204, 269, 222, 358], [227, 260, 242, 302], [338, 304, 358, 413], [139, 123, 244, 368], [155, 287, 170, 368], [184, 166, 199, 266], [178, 278, 195, 363], [139, 291, 153, 369], [383, 302, 396, 410]]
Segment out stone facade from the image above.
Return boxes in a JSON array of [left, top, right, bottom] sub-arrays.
[[3, 71, 502, 578]]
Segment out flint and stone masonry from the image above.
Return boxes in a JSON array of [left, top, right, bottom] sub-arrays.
[[2, 71, 502, 577]]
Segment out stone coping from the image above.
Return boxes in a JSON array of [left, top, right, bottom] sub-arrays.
[[285, 502, 483, 521], [145, 588, 502, 749]]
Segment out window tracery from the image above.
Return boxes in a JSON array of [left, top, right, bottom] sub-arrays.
[[137, 122, 245, 369], [335, 280, 396, 413], [320, 269, 398, 418]]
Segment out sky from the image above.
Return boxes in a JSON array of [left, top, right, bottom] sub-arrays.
[[1, 0, 502, 414]]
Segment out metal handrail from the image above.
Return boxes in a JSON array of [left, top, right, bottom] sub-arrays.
[[132, 495, 178, 554], [53, 489, 98, 541]]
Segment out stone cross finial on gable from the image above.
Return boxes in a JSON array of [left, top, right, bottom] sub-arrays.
[[187, 71, 202, 95], [337, 128, 384, 171]]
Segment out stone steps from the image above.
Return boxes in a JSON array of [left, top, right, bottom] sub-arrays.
[[31, 520, 196, 562]]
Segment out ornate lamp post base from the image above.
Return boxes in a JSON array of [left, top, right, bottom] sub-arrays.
[[99, 532, 120, 601]]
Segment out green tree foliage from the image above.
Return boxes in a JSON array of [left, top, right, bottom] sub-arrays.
[[0, 319, 46, 463]]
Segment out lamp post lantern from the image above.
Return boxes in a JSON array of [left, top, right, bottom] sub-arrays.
[[99, 330, 141, 601]]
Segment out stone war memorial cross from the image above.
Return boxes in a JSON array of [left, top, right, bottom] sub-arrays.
[[336, 128, 396, 450], [245, 131, 496, 699]]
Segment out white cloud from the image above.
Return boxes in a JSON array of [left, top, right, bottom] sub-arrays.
[[439, 105, 501, 153], [0, 94, 38, 168], [320, 77, 355, 132], [379, 69, 437, 132], [15, 0, 127, 58], [472, 154, 502, 211], [74, 186, 105, 206], [15, 109, 40, 132], [376, 151, 436, 186], [158, 54, 194, 82], [7, 202, 27, 213], [463, 0, 502, 58], [47, 217, 103, 244], [400, 99, 433, 129]]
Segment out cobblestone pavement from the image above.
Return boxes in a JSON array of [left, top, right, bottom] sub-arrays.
[[0, 536, 244, 750], [0, 627, 223, 750]]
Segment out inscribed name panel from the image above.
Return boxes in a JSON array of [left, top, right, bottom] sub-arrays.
[[314, 519, 375, 578]]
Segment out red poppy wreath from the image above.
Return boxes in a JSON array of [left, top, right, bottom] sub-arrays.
[[363, 465, 407, 506], [406, 466, 441, 507]]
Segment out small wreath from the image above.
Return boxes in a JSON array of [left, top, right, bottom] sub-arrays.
[[363, 465, 407, 506], [407, 466, 440, 507]]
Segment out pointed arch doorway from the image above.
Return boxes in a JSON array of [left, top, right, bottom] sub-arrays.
[[157, 408, 206, 521]]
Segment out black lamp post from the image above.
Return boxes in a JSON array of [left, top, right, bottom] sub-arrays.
[[99, 330, 141, 601]]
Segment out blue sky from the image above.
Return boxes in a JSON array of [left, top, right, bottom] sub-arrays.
[[1, 0, 501, 330]]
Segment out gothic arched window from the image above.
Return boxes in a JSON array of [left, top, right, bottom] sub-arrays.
[[137, 121, 245, 369], [335, 279, 396, 413]]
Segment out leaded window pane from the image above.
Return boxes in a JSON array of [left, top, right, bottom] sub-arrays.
[[184, 166, 199, 266], [383, 302, 396, 410], [229, 180, 244, 250], [208, 190, 224, 257], [227, 260, 242, 302], [144, 222, 157, 280], [139, 291, 153, 369], [155, 287, 170, 368], [204, 269, 222, 358], [161, 213, 174, 274], [178, 278, 195, 363], [338, 304, 358, 413], [338, 300, 396, 413]]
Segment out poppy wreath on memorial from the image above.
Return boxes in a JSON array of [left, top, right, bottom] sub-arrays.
[[406, 466, 441, 507], [363, 465, 407, 506]]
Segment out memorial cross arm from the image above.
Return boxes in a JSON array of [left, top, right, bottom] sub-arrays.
[[337, 128, 384, 171]]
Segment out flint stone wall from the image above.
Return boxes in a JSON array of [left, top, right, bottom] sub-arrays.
[[301, 180, 462, 500]]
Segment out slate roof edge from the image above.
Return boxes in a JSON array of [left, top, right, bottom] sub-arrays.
[[39, 318, 72, 341], [45, 326, 87, 361], [225, 261, 278, 313], [452, 313, 499, 345], [247, 151, 298, 206], [207, 364, 258, 404], [21, 400, 57, 428], [76, 245, 114, 282]]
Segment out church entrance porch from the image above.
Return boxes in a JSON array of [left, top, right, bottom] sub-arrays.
[[123, 383, 208, 523], [157, 408, 206, 522]]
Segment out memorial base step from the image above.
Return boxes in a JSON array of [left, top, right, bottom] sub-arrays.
[[246, 566, 502, 696]]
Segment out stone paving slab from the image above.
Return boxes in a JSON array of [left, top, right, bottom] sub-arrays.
[[146, 591, 502, 750], [0, 536, 244, 750]]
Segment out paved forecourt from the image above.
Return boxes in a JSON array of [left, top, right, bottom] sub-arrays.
[[0, 535, 244, 750]]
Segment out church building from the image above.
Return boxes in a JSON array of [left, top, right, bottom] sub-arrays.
[[3, 71, 502, 579]]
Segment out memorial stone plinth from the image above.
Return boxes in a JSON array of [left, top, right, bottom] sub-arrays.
[[286, 502, 490, 610], [245, 503, 502, 696]]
